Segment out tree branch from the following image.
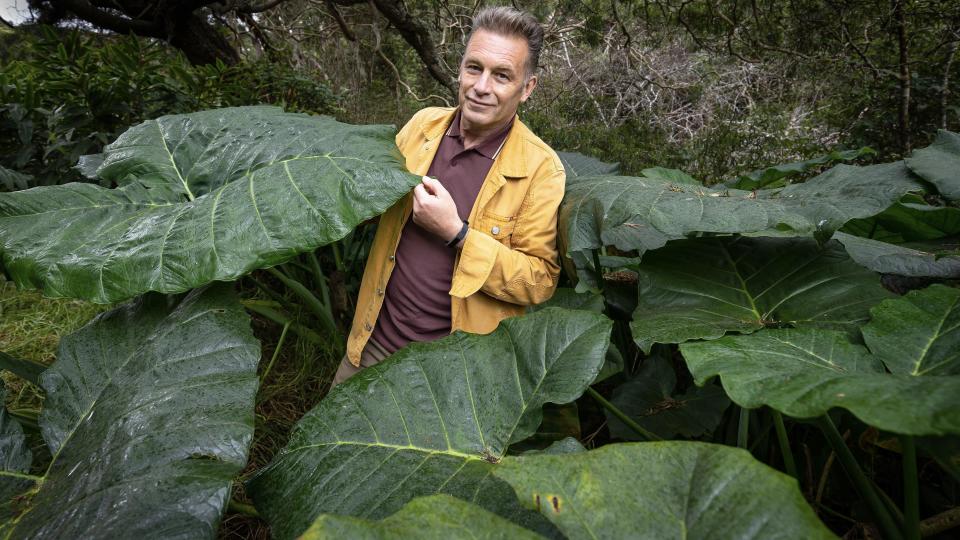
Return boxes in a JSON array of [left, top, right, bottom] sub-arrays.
[[56, 0, 164, 36], [370, 0, 456, 98]]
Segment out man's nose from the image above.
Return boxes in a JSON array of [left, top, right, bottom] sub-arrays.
[[473, 71, 491, 95]]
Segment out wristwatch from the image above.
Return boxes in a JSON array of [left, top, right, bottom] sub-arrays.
[[446, 220, 469, 248]]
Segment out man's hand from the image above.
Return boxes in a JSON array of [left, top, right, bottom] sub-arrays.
[[412, 176, 464, 244]]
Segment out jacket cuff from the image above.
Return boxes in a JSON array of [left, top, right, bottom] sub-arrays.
[[449, 229, 500, 298]]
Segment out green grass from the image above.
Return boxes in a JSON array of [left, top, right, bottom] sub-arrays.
[[0, 279, 108, 414]]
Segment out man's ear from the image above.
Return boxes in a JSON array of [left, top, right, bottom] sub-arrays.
[[520, 75, 538, 103]]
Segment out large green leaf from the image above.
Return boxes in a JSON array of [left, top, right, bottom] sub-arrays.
[[608, 355, 729, 440], [629, 237, 893, 352], [0, 106, 418, 303], [247, 308, 612, 540], [835, 232, 960, 278], [559, 160, 920, 260], [727, 147, 874, 191], [495, 442, 835, 539], [842, 194, 960, 243], [680, 328, 960, 435], [906, 130, 960, 200], [861, 285, 960, 376], [300, 495, 545, 540], [557, 151, 619, 178], [641, 167, 700, 186], [0, 381, 34, 526], [3, 284, 261, 537]]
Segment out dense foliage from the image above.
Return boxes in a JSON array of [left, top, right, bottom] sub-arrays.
[[0, 107, 957, 539], [1, 1, 959, 537]]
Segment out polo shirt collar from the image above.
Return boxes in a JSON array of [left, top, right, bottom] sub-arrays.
[[445, 109, 513, 159], [419, 107, 529, 179]]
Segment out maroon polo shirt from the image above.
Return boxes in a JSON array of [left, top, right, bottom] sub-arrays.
[[372, 110, 514, 354]]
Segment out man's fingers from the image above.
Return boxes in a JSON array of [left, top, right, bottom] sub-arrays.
[[421, 176, 446, 196]]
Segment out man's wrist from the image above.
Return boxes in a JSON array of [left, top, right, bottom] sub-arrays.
[[446, 220, 469, 248]]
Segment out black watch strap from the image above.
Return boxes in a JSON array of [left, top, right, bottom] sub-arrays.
[[446, 220, 469, 248]]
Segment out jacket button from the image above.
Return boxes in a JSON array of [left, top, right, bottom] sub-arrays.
[[364, 323, 372, 331], [377, 288, 384, 296], [388, 255, 396, 262], [491, 226, 500, 235]]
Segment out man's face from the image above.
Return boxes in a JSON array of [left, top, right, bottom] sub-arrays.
[[458, 29, 537, 135]]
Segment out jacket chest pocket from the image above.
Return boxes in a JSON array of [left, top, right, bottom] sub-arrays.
[[476, 211, 516, 248]]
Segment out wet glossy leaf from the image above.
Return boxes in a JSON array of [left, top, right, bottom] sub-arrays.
[[906, 129, 960, 200], [0, 106, 418, 303], [629, 237, 892, 352], [641, 167, 699, 186], [680, 328, 960, 436], [300, 495, 545, 540], [727, 147, 874, 190], [495, 442, 835, 539], [557, 151, 619, 178], [247, 308, 612, 540], [608, 356, 729, 440], [861, 285, 960, 376], [3, 284, 261, 537], [841, 195, 960, 243], [529, 288, 604, 313], [558, 160, 920, 261], [835, 232, 960, 278], [0, 381, 33, 525]]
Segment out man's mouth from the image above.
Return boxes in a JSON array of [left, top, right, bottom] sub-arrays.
[[467, 97, 493, 108]]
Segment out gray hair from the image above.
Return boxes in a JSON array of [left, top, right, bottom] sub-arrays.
[[467, 6, 544, 78]]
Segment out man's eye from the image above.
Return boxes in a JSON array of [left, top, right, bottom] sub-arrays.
[[466, 65, 481, 73], [495, 73, 510, 81]]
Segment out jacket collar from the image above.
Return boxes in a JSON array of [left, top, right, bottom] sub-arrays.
[[420, 107, 529, 179]]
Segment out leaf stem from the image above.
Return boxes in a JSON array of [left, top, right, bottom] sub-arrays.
[[902, 436, 919, 540], [307, 251, 331, 310], [266, 267, 337, 336], [243, 303, 324, 345], [260, 321, 290, 384], [591, 249, 604, 292], [816, 415, 903, 540], [586, 387, 662, 441], [772, 410, 798, 479]]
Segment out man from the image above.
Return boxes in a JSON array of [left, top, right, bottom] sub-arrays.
[[331, 6, 565, 386]]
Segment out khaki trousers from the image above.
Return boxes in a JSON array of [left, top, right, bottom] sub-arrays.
[[329, 337, 391, 390]]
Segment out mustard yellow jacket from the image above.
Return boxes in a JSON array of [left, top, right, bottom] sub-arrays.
[[345, 107, 565, 366]]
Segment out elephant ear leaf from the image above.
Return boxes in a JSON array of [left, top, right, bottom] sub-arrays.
[[835, 232, 960, 278], [0, 380, 34, 530], [629, 237, 893, 352], [680, 326, 960, 436], [495, 442, 835, 540], [300, 495, 544, 540], [906, 129, 960, 200], [861, 284, 960, 376], [557, 151, 619, 178], [0, 106, 419, 303], [247, 308, 612, 540], [3, 283, 261, 538]]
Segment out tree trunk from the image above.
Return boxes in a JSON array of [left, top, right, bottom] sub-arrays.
[[168, 13, 240, 66], [893, 0, 911, 153], [942, 35, 958, 129]]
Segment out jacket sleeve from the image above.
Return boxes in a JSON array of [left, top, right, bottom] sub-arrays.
[[449, 168, 565, 305]]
